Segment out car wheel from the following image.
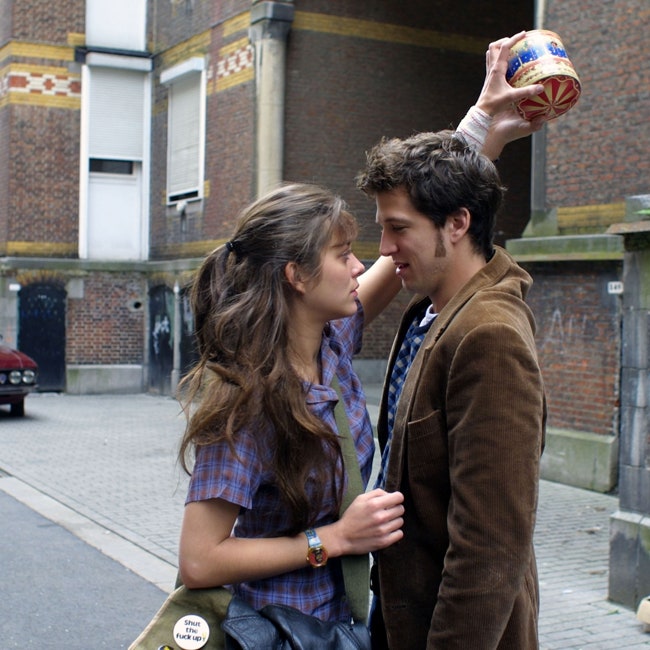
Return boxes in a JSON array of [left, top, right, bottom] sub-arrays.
[[10, 400, 25, 417]]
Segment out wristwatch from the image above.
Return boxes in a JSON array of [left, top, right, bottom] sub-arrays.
[[304, 528, 328, 567]]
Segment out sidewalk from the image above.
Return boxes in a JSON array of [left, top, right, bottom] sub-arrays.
[[1, 391, 649, 649]]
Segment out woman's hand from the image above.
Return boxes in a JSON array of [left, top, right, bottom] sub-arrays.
[[178, 490, 404, 589], [320, 489, 405, 557]]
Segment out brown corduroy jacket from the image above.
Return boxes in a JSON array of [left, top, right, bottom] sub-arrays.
[[375, 246, 546, 649]]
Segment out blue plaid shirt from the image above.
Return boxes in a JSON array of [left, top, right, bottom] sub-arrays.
[[375, 305, 436, 490], [186, 301, 374, 622]]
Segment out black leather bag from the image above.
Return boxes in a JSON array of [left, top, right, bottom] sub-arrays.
[[222, 596, 371, 650]]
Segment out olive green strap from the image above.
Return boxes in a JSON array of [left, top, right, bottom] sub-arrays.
[[331, 375, 370, 623]]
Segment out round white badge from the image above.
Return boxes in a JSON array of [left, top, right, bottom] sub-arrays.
[[172, 614, 210, 650]]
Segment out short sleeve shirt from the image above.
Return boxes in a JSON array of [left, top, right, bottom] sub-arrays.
[[185, 301, 374, 622]]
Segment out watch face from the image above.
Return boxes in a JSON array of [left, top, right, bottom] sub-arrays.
[[307, 546, 328, 567]]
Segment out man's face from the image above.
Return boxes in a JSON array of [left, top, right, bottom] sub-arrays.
[[375, 186, 451, 302]]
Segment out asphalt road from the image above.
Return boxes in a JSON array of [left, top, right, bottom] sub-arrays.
[[0, 485, 167, 648]]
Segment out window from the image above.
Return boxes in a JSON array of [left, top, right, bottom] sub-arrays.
[[80, 59, 151, 261], [89, 159, 134, 174], [161, 58, 206, 204]]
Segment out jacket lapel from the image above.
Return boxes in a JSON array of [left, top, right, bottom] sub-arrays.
[[383, 247, 519, 491]]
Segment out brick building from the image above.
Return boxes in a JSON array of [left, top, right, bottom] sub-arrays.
[[1, 0, 649, 608], [506, 0, 650, 610]]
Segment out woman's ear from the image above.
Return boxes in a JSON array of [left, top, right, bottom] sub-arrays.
[[284, 261, 307, 294]]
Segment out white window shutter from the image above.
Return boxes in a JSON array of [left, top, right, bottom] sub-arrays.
[[88, 67, 146, 161], [167, 73, 202, 200]]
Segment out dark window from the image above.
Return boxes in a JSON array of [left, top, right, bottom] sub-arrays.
[[89, 159, 133, 174], [169, 189, 200, 202]]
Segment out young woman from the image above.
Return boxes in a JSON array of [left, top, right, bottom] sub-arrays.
[[177, 183, 405, 624]]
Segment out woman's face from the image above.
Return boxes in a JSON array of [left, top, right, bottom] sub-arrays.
[[299, 233, 365, 323]]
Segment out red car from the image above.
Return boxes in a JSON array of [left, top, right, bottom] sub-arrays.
[[0, 341, 38, 416]]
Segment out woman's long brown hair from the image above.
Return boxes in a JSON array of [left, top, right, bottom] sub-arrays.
[[178, 183, 358, 535]]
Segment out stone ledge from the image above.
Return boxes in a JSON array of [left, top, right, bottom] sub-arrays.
[[506, 234, 624, 262], [541, 427, 618, 493], [66, 364, 144, 394]]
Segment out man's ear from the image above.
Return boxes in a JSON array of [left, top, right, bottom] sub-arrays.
[[447, 208, 471, 242], [284, 261, 306, 294]]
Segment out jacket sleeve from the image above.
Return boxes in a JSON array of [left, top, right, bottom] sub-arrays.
[[427, 319, 545, 648]]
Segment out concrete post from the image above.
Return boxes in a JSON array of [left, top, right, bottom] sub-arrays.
[[249, 1, 294, 197], [170, 281, 181, 395], [608, 194, 650, 610]]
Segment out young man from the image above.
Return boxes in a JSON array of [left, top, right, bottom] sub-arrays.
[[356, 48, 547, 648]]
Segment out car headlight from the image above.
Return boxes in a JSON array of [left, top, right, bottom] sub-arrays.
[[9, 370, 22, 385], [22, 370, 36, 384]]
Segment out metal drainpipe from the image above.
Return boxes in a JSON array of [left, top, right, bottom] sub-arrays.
[[170, 281, 181, 395], [530, 0, 547, 225], [250, 1, 295, 198]]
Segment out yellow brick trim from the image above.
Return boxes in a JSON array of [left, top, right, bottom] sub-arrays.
[[7, 242, 78, 256], [0, 41, 75, 63], [1, 63, 81, 109], [67, 33, 86, 47], [211, 38, 254, 94], [557, 202, 626, 228], [159, 240, 224, 259], [158, 30, 211, 69], [219, 37, 250, 57], [214, 66, 254, 92], [293, 11, 487, 55], [5, 93, 81, 109], [223, 12, 251, 37], [7, 62, 73, 75]]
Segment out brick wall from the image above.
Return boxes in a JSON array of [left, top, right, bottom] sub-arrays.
[[9, 105, 80, 249], [0, 1, 11, 42], [66, 273, 146, 365], [148, 0, 247, 52], [10, 0, 84, 41], [284, 3, 534, 248], [524, 261, 622, 436], [0, 109, 9, 252], [1, 0, 83, 256], [203, 30, 255, 243], [361, 258, 625, 427], [149, 77, 169, 254], [544, 0, 650, 207], [280, 1, 533, 361]]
